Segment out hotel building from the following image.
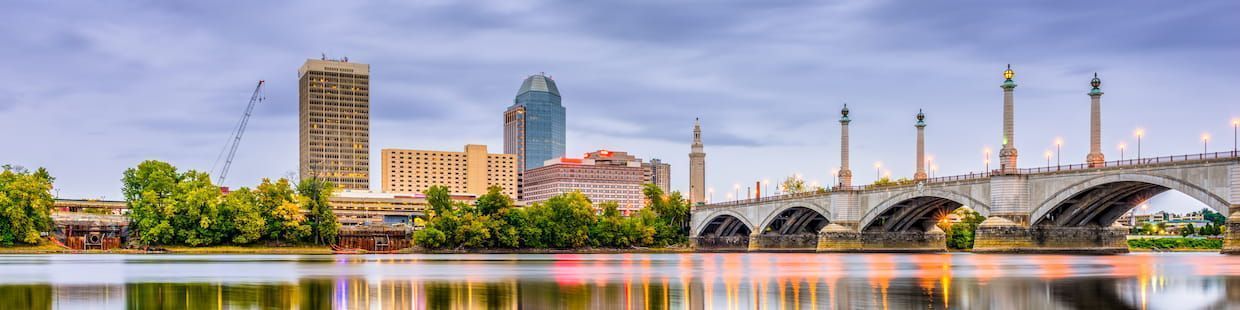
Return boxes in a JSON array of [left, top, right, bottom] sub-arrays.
[[381, 144, 518, 198], [522, 150, 649, 214]]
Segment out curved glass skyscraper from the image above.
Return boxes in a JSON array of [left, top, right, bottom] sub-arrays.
[[504, 73, 566, 174]]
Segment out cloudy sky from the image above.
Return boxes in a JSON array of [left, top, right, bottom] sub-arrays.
[[2, 1, 1237, 212]]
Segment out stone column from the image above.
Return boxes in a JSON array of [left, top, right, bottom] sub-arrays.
[[838, 105, 853, 187], [914, 110, 928, 180], [1224, 165, 1240, 254], [689, 118, 706, 204], [999, 65, 1019, 174], [1086, 73, 1106, 167]]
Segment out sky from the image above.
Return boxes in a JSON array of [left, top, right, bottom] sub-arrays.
[[2, 0, 1237, 213]]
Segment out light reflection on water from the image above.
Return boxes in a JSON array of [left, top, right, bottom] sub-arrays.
[[0, 253, 1236, 309]]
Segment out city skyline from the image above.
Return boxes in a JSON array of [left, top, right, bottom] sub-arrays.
[[2, 1, 1238, 214]]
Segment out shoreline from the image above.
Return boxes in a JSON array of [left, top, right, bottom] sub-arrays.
[[0, 246, 1222, 255]]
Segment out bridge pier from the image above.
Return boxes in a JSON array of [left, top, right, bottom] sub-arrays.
[[749, 233, 819, 252], [1223, 211, 1240, 254], [974, 217, 1128, 254], [817, 224, 947, 252], [690, 236, 750, 252]]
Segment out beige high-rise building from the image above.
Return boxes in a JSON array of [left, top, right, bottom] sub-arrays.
[[299, 58, 370, 190], [643, 159, 671, 193], [381, 144, 518, 198]]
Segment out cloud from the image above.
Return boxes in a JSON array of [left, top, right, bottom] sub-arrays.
[[0, 0, 1236, 215]]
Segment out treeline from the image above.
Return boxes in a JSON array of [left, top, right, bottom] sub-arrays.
[[0, 165, 55, 246], [414, 184, 690, 250], [123, 160, 339, 247]]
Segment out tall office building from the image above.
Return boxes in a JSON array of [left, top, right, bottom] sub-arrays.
[[503, 73, 566, 173], [381, 144, 518, 198], [299, 57, 370, 190]]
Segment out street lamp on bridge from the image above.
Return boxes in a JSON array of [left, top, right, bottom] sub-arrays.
[[1118, 142, 1127, 161], [1134, 128, 1145, 159], [874, 162, 883, 180], [1202, 133, 1211, 154], [1232, 118, 1238, 154], [1054, 137, 1063, 166], [1044, 150, 1053, 167], [983, 147, 991, 172]]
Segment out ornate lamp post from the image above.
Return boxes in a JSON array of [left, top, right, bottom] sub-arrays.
[[1134, 128, 1145, 160], [1118, 142, 1126, 161], [1054, 137, 1063, 167], [1203, 133, 1211, 154]]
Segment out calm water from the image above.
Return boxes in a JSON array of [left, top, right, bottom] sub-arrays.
[[0, 253, 1237, 309]]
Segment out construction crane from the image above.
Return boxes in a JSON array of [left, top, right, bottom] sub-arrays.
[[213, 80, 265, 185]]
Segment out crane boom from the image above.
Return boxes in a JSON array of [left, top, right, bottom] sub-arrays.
[[217, 80, 265, 185]]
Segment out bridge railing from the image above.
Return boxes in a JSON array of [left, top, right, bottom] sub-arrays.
[[1010, 150, 1239, 175], [696, 151, 1238, 210]]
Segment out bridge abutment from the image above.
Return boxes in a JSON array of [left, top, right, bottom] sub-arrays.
[[690, 236, 750, 252], [1223, 210, 1240, 254], [975, 217, 1128, 254]]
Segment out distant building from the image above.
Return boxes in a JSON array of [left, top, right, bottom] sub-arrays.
[[645, 158, 672, 193], [522, 156, 645, 215], [381, 144, 518, 198], [53, 199, 128, 215], [299, 57, 371, 190], [504, 73, 566, 174], [580, 150, 672, 193]]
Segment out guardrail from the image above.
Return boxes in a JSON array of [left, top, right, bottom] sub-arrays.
[[695, 150, 1239, 210], [1011, 150, 1239, 175]]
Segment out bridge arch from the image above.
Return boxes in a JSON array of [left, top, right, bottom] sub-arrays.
[[754, 203, 832, 236], [858, 188, 990, 232], [693, 209, 755, 238], [1029, 173, 1230, 227]]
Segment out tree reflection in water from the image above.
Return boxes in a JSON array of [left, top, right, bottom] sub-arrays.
[[0, 253, 1236, 309]]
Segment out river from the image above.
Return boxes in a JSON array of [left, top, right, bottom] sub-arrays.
[[0, 253, 1236, 309]]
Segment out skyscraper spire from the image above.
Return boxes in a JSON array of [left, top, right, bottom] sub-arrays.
[[689, 118, 707, 205]]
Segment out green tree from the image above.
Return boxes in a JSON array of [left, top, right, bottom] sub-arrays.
[[220, 188, 266, 244], [539, 192, 596, 248], [297, 178, 338, 245], [255, 178, 307, 244], [0, 165, 56, 245], [424, 185, 453, 218], [122, 160, 181, 246], [413, 227, 447, 249], [1202, 208, 1227, 226], [172, 170, 226, 246], [475, 185, 514, 216]]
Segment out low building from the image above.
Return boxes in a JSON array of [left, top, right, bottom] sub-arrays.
[[522, 155, 646, 215], [51, 213, 128, 250], [329, 190, 475, 226], [337, 225, 413, 252], [53, 199, 128, 215], [381, 144, 518, 198]]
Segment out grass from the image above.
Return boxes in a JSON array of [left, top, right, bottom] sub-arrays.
[[161, 245, 333, 255]]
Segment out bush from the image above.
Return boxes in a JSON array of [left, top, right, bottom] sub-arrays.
[[1127, 237, 1222, 249], [413, 227, 448, 249]]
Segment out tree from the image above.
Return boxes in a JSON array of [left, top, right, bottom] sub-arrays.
[[122, 160, 181, 246], [424, 185, 453, 218], [1202, 208, 1227, 226], [0, 165, 56, 245], [297, 178, 338, 245], [255, 178, 307, 244], [781, 176, 806, 194], [412, 227, 447, 249], [1181, 223, 1196, 237], [220, 188, 266, 244], [539, 192, 596, 248], [172, 170, 226, 246], [475, 185, 513, 216]]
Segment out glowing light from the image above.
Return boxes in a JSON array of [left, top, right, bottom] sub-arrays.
[[874, 162, 883, 168], [1202, 133, 1211, 141], [1054, 137, 1064, 146], [1118, 142, 1127, 150], [1134, 128, 1145, 137]]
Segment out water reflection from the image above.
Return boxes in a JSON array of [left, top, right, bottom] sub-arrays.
[[0, 253, 1236, 309]]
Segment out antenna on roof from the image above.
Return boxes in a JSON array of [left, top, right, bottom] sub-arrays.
[[321, 53, 326, 60]]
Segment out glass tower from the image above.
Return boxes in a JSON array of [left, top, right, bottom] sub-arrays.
[[504, 73, 566, 174]]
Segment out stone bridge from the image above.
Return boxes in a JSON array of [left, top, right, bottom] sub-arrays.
[[690, 153, 1240, 254]]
